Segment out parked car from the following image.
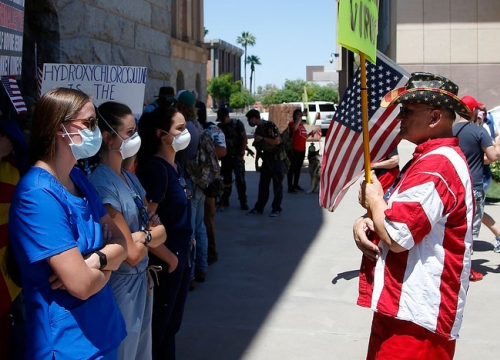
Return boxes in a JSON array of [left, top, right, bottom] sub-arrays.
[[284, 101, 338, 134]]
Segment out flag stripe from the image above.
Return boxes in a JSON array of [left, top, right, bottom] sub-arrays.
[[1, 76, 27, 114], [320, 51, 410, 211]]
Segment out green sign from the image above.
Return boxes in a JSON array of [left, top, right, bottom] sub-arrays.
[[338, 0, 379, 64]]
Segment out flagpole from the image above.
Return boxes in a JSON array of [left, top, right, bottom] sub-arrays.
[[303, 86, 310, 124], [360, 52, 371, 184]]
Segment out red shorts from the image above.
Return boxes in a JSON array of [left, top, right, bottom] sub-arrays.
[[367, 312, 456, 360]]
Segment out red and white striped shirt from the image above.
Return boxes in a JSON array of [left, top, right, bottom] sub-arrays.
[[362, 138, 473, 340]]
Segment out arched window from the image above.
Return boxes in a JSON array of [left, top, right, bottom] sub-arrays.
[[176, 70, 185, 90], [195, 73, 201, 96]]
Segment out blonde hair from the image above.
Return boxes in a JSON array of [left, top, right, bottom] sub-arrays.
[[29, 87, 91, 164]]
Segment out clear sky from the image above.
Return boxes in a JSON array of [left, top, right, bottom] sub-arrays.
[[204, 0, 337, 90]]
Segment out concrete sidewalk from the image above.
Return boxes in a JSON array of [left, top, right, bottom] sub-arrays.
[[176, 140, 500, 360]]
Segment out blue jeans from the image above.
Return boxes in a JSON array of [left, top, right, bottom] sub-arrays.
[[187, 178, 208, 276], [254, 158, 285, 212]]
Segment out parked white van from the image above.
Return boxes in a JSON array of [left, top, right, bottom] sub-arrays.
[[284, 101, 338, 134]]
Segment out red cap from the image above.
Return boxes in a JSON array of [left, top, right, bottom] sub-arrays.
[[461, 95, 484, 111]]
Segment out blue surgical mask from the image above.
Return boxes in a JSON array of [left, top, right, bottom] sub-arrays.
[[62, 125, 102, 160]]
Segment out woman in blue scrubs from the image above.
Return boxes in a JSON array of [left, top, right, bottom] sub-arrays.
[[136, 107, 193, 360], [9, 88, 128, 359]]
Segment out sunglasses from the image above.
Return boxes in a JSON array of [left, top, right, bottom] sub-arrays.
[[65, 117, 99, 131], [133, 195, 150, 226], [178, 176, 192, 199], [397, 107, 437, 119]]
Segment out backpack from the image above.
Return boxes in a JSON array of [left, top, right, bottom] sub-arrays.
[[186, 131, 222, 197], [280, 127, 293, 153]]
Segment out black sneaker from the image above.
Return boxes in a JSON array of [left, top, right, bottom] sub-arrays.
[[294, 185, 304, 192], [246, 208, 263, 216], [288, 188, 297, 194], [240, 203, 249, 210]]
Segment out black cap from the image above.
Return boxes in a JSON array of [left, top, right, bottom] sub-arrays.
[[216, 107, 229, 121]]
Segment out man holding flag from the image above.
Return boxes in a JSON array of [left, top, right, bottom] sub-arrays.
[[354, 73, 474, 359]]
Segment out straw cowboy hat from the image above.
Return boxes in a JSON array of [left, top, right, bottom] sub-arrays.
[[381, 72, 473, 120]]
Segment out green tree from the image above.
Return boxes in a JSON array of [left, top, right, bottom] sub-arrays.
[[236, 31, 256, 91], [247, 55, 261, 96], [310, 86, 339, 103], [207, 73, 239, 108], [257, 84, 278, 106], [230, 91, 255, 110], [283, 79, 309, 100], [274, 89, 301, 103]]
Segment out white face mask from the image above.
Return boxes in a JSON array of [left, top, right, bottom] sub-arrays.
[[115, 132, 141, 159], [165, 129, 191, 152], [62, 126, 102, 160], [98, 112, 141, 159]]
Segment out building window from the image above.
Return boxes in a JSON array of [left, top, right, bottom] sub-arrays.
[[177, 70, 185, 91]]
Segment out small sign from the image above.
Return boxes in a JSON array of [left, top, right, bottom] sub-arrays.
[[0, 0, 24, 76], [338, 0, 379, 64]]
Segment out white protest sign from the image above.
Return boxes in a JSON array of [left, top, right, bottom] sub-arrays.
[[40, 63, 147, 117]]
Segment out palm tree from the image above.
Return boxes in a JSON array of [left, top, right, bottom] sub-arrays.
[[236, 31, 256, 90], [247, 55, 261, 96]]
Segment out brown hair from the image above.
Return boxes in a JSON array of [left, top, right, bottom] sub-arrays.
[[178, 103, 198, 121], [97, 101, 133, 134], [136, 106, 180, 172], [29, 88, 91, 164]]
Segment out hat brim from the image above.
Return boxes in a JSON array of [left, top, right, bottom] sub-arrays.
[[381, 87, 473, 120]]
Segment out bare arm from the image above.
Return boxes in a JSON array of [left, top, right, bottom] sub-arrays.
[[104, 204, 147, 267], [240, 131, 248, 155], [46, 218, 126, 300], [371, 155, 400, 170], [148, 245, 178, 273], [215, 145, 226, 159], [255, 134, 280, 146], [484, 142, 500, 163], [98, 213, 128, 269], [131, 200, 167, 248], [47, 248, 112, 300]]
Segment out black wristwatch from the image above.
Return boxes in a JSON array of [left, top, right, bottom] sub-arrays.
[[94, 250, 107, 270], [142, 229, 152, 246]]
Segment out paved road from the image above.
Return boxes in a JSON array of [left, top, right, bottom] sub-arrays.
[[176, 139, 500, 359]]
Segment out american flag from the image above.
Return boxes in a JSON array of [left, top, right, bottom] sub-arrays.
[[35, 43, 43, 99], [319, 51, 409, 212], [1, 76, 27, 114]]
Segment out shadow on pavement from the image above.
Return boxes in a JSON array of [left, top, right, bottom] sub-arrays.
[[331, 269, 360, 285], [176, 169, 324, 360]]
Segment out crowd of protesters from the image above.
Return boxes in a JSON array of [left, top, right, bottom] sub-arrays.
[[0, 86, 227, 359], [2, 75, 500, 359]]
